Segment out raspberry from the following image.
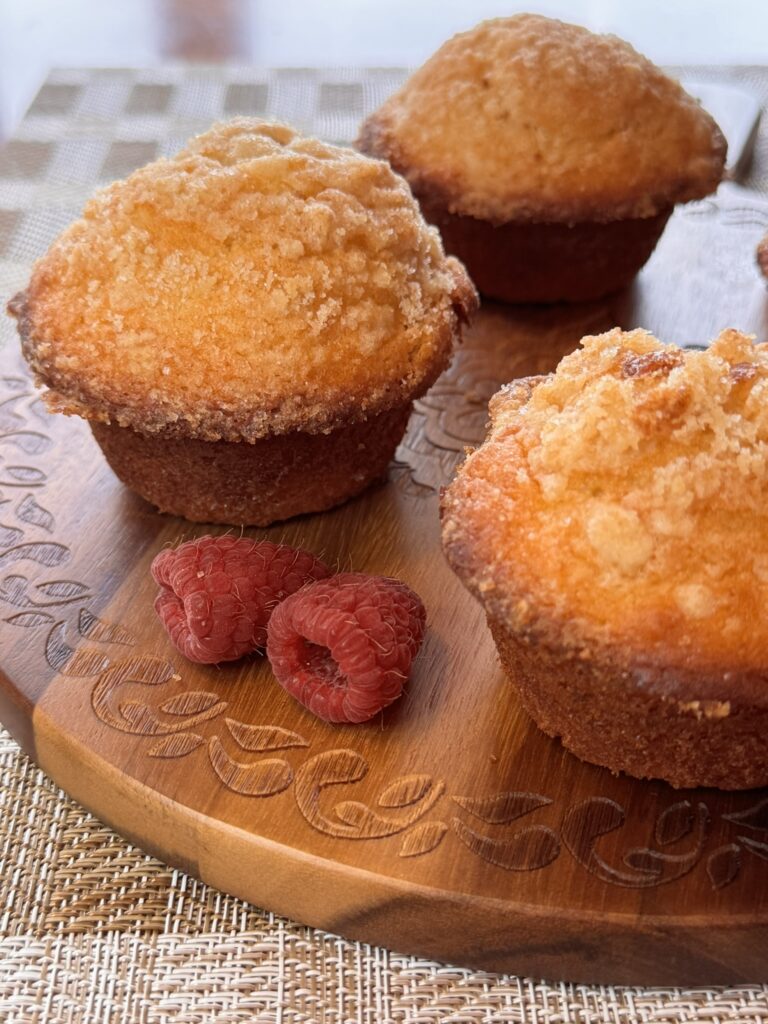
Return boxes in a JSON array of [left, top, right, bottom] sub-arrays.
[[266, 572, 426, 723], [151, 536, 330, 664]]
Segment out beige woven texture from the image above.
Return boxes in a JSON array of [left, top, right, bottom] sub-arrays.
[[1, 66, 768, 1024]]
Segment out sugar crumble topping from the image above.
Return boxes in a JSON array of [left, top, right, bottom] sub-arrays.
[[17, 119, 474, 439], [452, 328, 768, 665], [519, 329, 768, 533]]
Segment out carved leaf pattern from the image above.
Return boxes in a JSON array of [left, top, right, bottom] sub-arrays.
[[5, 610, 55, 628], [623, 803, 709, 880], [78, 608, 135, 645], [0, 396, 27, 430], [149, 733, 205, 758], [0, 575, 35, 607], [378, 775, 433, 808], [561, 798, 659, 887], [78, 651, 768, 885], [160, 692, 221, 716], [399, 822, 448, 858], [707, 844, 742, 890], [45, 621, 111, 677], [330, 793, 443, 837], [225, 720, 308, 752], [15, 493, 54, 532], [0, 431, 51, 455], [36, 580, 90, 601], [29, 398, 52, 423], [207, 736, 292, 797], [45, 621, 74, 671], [0, 524, 24, 548], [1, 466, 46, 486], [389, 461, 435, 500], [453, 791, 551, 825], [452, 819, 560, 871], [738, 836, 768, 861], [0, 542, 69, 570], [334, 801, 369, 827], [622, 849, 664, 875], [0, 412, 25, 432], [655, 801, 695, 846], [723, 799, 768, 832], [564, 798, 710, 888], [60, 647, 111, 678], [91, 657, 227, 735], [120, 700, 164, 733], [294, 750, 444, 840]]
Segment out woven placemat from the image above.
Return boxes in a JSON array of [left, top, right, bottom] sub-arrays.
[[1, 65, 768, 1024]]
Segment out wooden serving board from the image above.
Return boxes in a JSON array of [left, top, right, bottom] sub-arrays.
[[2, 188, 768, 986]]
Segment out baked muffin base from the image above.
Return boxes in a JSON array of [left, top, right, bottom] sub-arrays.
[[90, 404, 411, 526], [488, 616, 768, 791], [419, 200, 672, 303]]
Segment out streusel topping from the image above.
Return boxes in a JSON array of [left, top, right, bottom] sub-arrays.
[[443, 329, 768, 668], [15, 119, 475, 439]]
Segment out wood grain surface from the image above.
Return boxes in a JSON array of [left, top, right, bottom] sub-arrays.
[[1, 186, 768, 985]]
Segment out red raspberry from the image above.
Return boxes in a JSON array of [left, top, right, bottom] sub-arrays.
[[266, 572, 426, 723], [151, 536, 330, 664]]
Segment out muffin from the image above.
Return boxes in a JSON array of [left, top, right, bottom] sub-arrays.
[[442, 327, 768, 789], [8, 120, 477, 525], [358, 15, 726, 303]]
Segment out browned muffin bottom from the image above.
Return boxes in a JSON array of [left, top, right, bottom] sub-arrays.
[[90, 405, 411, 526], [416, 198, 672, 303], [10, 120, 477, 524], [488, 618, 768, 791], [442, 328, 768, 789], [358, 15, 726, 303]]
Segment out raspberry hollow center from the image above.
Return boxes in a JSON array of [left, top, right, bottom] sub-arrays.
[[300, 641, 346, 689]]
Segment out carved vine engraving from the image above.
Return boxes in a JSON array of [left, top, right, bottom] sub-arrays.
[[395, 352, 527, 493], [67, 651, 768, 887], [3, 362, 768, 891]]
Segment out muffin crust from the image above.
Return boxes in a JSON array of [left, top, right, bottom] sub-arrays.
[[415, 201, 671, 303], [90, 405, 410, 526], [442, 328, 768, 788], [359, 15, 726, 225], [12, 119, 476, 441]]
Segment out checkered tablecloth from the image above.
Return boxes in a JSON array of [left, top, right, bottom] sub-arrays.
[[1, 65, 768, 1024]]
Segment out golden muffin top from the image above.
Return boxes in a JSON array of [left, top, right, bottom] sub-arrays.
[[442, 328, 768, 679], [11, 119, 476, 441], [359, 15, 726, 224]]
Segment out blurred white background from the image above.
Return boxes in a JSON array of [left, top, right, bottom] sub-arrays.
[[1, 0, 767, 138]]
